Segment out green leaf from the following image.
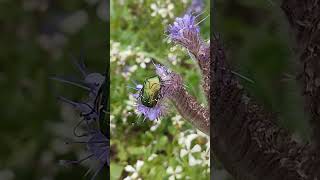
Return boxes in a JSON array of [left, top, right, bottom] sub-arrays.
[[110, 163, 124, 180]]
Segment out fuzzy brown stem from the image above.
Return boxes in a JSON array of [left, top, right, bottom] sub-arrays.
[[211, 35, 320, 180], [170, 87, 209, 135]]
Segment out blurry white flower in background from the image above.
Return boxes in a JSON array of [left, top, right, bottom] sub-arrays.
[[147, 153, 158, 161], [122, 65, 138, 79], [111, 41, 134, 66], [181, 0, 189, 4], [136, 52, 151, 69], [110, 114, 116, 131], [124, 160, 144, 180], [178, 130, 197, 146], [166, 166, 183, 180], [180, 134, 202, 166], [171, 114, 184, 128], [125, 94, 137, 111], [150, 1, 174, 20], [150, 120, 161, 131], [195, 129, 210, 168], [110, 41, 121, 62], [168, 52, 178, 65]]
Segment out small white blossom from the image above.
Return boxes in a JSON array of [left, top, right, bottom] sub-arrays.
[[147, 153, 158, 161], [180, 134, 202, 166], [166, 166, 183, 180], [110, 114, 116, 130], [171, 115, 184, 127], [150, 1, 174, 20], [136, 52, 151, 69], [124, 160, 144, 180], [150, 120, 161, 131]]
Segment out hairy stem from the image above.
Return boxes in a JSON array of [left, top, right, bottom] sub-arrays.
[[211, 35, 320, 180], [170, 86, 209, 135]]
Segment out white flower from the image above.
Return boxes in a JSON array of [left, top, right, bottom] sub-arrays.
[[166, 166, 183, 180], [201, 150, 210, 171], [150, 120, 161, 131], [110, 114, 116, 130], [150, 1, 174, 19], [121, 65, 138, 78], [180, 134, 202, 166], [147, 153, 158, 161], [181, 0, 188, 4], [171, 115, 184, 127], [124, 160, 144, 180], [202, 140, 210, 172], [136, 52, 151, 69], [126, 94, 137, 111], [196, 129, 208, 138]]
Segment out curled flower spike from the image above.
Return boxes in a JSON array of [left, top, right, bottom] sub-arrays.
[[133, 63, 209, 135], [168, 13, 210, 99], [167, 14, 202, 55], [155, 64, 209, 134], [132, 63, 183, 121]]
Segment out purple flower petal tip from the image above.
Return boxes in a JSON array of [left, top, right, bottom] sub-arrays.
[[87, 132, 109, 165], [137, 103, 165, 120]]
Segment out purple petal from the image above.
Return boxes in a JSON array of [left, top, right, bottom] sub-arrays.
[[167, 14, 201, 54], [87, 132, 109, 165]]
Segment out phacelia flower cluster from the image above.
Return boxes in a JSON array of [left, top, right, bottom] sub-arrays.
[[133, 63, 183, 121], [167, 14, 202, 55]]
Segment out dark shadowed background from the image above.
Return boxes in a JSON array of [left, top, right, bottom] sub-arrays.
[[213, 0, 311, 179]]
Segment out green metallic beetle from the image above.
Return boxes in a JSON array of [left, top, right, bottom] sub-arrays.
[[140, 75, 161, 108]]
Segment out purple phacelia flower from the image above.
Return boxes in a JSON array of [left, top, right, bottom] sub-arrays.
[[167, 14, 201, 55], [136, 101, 167, 120], [132, 81, 167, 121], [133, 64, 183, 121]]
